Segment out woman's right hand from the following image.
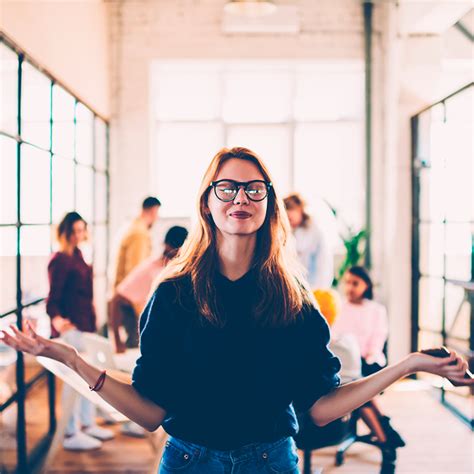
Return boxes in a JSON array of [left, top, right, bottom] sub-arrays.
[[0, 322, 78, 368]]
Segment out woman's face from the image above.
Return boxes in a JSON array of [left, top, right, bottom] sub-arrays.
[[68, 220, 87, 247], [207, 159, 268, 239], [343, 272, 368, 303], [286, 206, 303, 229]]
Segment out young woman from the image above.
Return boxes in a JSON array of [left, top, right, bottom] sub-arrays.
[[284, 193, 334, 290], [46, 212, 114, 451], [1, 148, 471, 473], [333, 266, 389, 377], [318, 286, 405, 448]]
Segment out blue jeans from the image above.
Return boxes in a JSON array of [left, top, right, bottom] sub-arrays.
[[159, 436, 300, 473]]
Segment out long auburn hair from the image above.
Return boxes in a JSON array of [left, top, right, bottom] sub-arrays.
[[160, 147, 314, 327]]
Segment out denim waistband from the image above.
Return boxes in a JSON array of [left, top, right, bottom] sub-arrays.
[[167, 435, 292, 463]]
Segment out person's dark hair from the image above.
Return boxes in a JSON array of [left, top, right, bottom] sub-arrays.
[[347, 265, 373, 300], [164, 226, 188, 250], [57, 212, 86, 242], [142, 196, 161, 210], [163, 226, 188, 260]]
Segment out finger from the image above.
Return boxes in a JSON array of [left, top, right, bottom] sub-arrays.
[[10, 324, 35, 344], [26, 320, 38, 338], [448, 375, 474, 386], [0, 330, 15, 345], [9, 325, 40, 352], [437, 352, 457, 366], [445, 365, 469, 378], [1, 330, 23, 351]]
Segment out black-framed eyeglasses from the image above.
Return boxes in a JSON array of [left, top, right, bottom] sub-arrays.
[[209, 179, 273, 202]]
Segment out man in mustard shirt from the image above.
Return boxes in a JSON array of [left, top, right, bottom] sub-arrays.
[[113, 196, 161, 289]]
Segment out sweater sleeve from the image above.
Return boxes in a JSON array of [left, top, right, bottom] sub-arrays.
[[131, 281, 181, 411], [293, 306, 341, 413], [46, 255, 69, 319]]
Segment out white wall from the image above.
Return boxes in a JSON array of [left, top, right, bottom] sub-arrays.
[[0, 0, 110, 117]]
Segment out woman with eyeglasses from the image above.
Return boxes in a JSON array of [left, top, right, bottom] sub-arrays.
[[1, 147, 472, 473]]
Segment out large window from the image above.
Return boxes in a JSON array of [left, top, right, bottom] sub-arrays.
[[411, 83, 473, 427], [151, 61, 365, 250], [0, 37, 109, 473]]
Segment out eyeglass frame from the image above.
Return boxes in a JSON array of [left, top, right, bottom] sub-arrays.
[[209, 179, 273, 202]]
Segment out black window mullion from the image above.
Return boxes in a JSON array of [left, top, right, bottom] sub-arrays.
[[15, 50, 29, 474]]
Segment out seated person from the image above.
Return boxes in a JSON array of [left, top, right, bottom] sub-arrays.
[[109, 226, 188, 353], [314, 288, 405, 448]]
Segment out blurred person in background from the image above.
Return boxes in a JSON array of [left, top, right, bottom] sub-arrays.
[[109, 225, 188, 353], [46, 212, 114, 451], [331, 266, 405, 447], [112, 196, 161, 289], [284, 193, 334, 290]]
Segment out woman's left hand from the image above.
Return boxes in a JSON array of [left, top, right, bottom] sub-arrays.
[[407, 350, 473, 386]]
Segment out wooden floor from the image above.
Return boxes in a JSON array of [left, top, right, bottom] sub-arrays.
[[1, 376, 472, 473]]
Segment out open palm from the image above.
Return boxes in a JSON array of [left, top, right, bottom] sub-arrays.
[[0, 322, 76, 366]]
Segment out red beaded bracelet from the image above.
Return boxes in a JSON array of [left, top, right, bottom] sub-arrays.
[[89, 370, 106, 392]]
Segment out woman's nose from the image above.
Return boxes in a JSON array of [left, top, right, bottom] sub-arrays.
[[233, 186, 249, 205]]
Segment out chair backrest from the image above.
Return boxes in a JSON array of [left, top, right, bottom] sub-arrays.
[[81, 333, 118, 370], [294, 411, 354, 450]]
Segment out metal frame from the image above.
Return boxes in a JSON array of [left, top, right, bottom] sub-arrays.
[[411, 82, 474, 430], [0, 33, 110, 473]]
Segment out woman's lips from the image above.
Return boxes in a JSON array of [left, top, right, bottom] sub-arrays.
[[229, 211, 252, 219]]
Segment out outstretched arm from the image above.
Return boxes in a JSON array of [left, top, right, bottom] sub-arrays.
[[1, 323, 166, 432], [310, 351, 471, 426]]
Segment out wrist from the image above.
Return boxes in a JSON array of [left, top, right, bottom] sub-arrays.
[[64, 346, 79, 371], [400, 353, 416, 376]]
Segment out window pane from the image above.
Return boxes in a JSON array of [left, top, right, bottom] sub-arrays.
[[95, 172, 107, 224], [445, 282, 468, 339], [419, 223, 444, 278], [76, 165, 94, 222], [294, 65, 364, 121], [21, 61, 51, 149], [223, 69, 292, 123], [76, 103, 94, 165], [52, 85, 75, 158], [445, 223, 472, 281], [444, 118, 473, 222], [294, 122, 364, 230], [155, 123, 223, 217], [417, 330, 443, 351], [94, 118, 107, 171], [20, 225, 51, 303], [0, 226, 17, 313], [227, 125, 291, 195], [52, 155, 75, 224], [0, 136, 17, 224], [92, 224, 107, 274], [0, 43, 19, 135], [418, 277, 444, 332], [153, 65, 221, 121], [20, 144, 51, 224], [419, 165, 445, 223]]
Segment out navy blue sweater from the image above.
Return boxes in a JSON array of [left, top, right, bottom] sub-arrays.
[[132, 269, 341, 450]]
